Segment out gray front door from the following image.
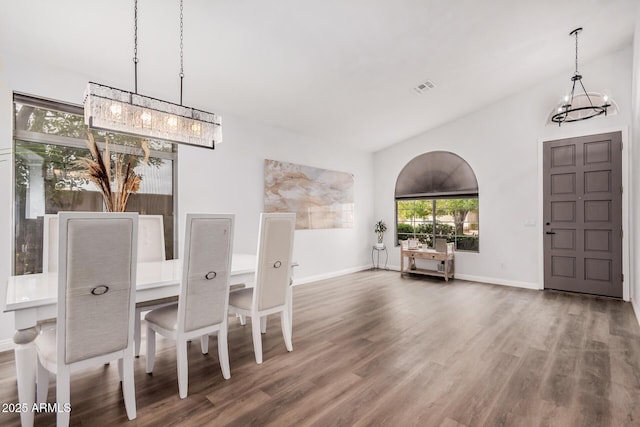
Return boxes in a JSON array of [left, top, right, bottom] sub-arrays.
[[543, 132, 622, 298]]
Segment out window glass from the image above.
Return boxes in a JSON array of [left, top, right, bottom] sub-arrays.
[[396, 198, 479, 252], [13, 98, 176, 275]]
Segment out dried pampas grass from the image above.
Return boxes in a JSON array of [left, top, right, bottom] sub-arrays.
[[76, 132, 143, 212]]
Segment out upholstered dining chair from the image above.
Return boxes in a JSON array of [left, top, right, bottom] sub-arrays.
[[228, 212, 296, 364], [42, 213, 167, 357], [134, 215, 167, 357], [137, 215, 166, 262], [145, 213, 234, 398], [35, 212, 139, 426]]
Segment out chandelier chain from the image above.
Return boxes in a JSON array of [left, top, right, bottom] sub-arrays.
[[134, 0, 139, 93]]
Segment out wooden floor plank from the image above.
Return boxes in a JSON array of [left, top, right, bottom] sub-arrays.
[[1, 270, 639, 426]]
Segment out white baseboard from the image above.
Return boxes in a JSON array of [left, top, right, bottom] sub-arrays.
[[633, 299, 640, 329], [453, 274, 540, 290], [388, 264, 539, 290], [293, 265, 372, 286], [0, 338, 14, 353]]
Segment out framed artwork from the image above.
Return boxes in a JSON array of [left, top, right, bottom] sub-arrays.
[[264, 159, 354, 230]]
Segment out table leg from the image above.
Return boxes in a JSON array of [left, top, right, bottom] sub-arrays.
[[14, 327, 39, 427], [444, 259, 449, 282], [287, 265, 296, 339]]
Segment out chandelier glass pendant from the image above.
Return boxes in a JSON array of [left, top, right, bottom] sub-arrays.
[[550, 28, 613, 126], [84, 0, 221, 149]]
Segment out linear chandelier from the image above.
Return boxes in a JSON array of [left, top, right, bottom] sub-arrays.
[[84, 0, 221, 149], [550, 27, 616, 126]]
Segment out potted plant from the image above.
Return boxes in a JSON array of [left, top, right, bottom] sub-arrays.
[[374, 220, 387, 248]]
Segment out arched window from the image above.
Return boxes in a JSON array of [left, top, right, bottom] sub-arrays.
[[395, 151, 479, 252]]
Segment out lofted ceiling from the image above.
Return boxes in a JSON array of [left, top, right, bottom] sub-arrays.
[[0, 0, 637, 152]]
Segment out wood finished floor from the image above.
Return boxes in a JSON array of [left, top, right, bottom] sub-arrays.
[[1, 270, 640, 426]]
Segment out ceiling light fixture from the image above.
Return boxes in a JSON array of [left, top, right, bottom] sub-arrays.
[[83, 0, 221, 149], [550, 27, 615, 126]]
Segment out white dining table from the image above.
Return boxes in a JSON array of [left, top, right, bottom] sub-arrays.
[[2, 253, 295, 427]]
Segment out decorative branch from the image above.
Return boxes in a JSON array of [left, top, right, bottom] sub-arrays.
[[75, 131, 142, 212]]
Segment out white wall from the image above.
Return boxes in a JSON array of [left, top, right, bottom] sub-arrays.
[[0, 52, 375, 348], [177, 115, 375, 282], [631, 6, 640, 324], [374, 45, 633, 291]]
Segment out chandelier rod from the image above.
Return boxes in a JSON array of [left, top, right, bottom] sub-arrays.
[[133, 0, 139, 94], [573, 27, 579, 76], [179, 0, 184, 106]]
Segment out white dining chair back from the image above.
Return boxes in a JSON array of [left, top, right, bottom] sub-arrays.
[[145, 213, 234, 398], [43, 214, 164, 274], [137, 215, 166, 262], [133, 215, 167, 357], [255, 213, 296, 311], [42, 214, 58, 273], [35, 212, 138, 426], [228, 212, 296, 364], [181, 215, 233, 332]]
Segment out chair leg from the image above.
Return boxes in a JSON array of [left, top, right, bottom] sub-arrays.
[[134, 312, 142, 357], [281, 310, 293, 352], [251, 316, 263, 364], [36, 356, 49, 404], [177, 340, 189, 399], [118, 358, 124, 382], [218, 327, 231, 380], [201, 335, 209, 354], [239, 314, 246, 325], [146, 326, 156, 374], [56, 366, 71, 427], [260, 316, 267, 334], [122, 354, 137, 420]]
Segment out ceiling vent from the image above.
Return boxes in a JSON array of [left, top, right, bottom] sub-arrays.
[[413, 80, 436, 94]]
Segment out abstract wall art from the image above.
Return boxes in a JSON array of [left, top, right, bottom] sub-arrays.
[[264, 159, 354, 229]]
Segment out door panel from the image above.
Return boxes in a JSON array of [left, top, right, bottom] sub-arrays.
[[543, 132, 622, 298]]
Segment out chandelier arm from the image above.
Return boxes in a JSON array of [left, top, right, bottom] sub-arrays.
[[567, 79, 577, 107], [578, 79, 596, 107]]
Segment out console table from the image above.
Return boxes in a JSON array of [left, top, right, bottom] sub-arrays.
[[400, 245, 455, 281]]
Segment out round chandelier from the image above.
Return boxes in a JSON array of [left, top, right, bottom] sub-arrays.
[[550, 28, 615, 126]]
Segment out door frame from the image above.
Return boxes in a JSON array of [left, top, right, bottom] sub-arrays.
[[538, 126, 630, 301]]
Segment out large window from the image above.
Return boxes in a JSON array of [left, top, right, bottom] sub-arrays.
[[395, 151, 479, 252], [13, 94, 177, 275], [397, 198, 479, 251]]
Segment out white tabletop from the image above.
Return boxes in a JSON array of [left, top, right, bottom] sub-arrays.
[[3, 253, 258, 313]]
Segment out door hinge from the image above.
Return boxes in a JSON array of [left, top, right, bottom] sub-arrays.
[[621, 274, 624, 282], [621, 229, 624, 238], [621, 185, 623, 194]]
